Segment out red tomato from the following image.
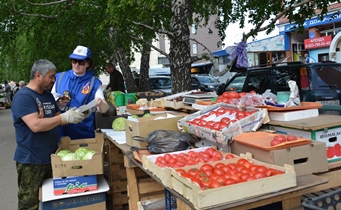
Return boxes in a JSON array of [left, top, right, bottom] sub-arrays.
[[255, 165, 269, 173], [205, 120, 215, 129], [220, 117, 231, 124], [221, 165, 231, 173], [213, 168, 225, 176], [286, 135, 297, 141], [239, 92, 246, 98], [249, 165, 258, 172], [198, 120, 207, 127], [222, 92, 230, 98], [213, 162, 225, 169], [187, 168, 199, 176], [203, 169, 213, 177], [240, 174, 252, 181], [200, 164, 214, 171], [209, 174, 220, 181], [201, 177, 211, 189], [237, 158, 248, 165], [204, 147, 216, 156], [229, 174, 241, 183], [265, 168, 277, 177], [274, 135, 287, 143], [224, 153, 235, 159], [270, 139, 282, 146], [190, 176, 202, 187], [253, 172, 266, 179], [195, 170, 207, 180], [209, 180, 222, 189], [228, 91, 239, 99], [242, 161, 253, 169], [224, 178, 237, 186], [175, 169, 186, 175], [212, 151, 223, 160], [212, 122, 222, 130], [216, 176, 226, 185], [216, 107, 229, 114], [181, 172, 192, 179]]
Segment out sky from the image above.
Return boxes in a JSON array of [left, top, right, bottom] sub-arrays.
[[223, 22, 279, 47]]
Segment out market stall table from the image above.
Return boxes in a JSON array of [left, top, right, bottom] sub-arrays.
[[103, 129, 331, 210]]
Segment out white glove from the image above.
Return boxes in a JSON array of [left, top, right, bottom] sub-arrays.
[[60, 107, 85, 124], [77, 105, 92, 118]]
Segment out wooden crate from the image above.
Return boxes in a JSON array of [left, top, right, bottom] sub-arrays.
[[106, 139, 165, 210], [124, 155, 165, 210]]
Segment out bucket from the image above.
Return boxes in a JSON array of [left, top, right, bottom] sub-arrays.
[[125, 93, 138, 105], [110, 91, 125, 107], [277, 91, 290, 105]]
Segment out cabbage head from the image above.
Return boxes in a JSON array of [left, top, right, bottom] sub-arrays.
[[61, 153, 77, 161], [112, 117, 126, 131], [82, 150, 96, 160], [56, 149, 71, 158], [75, 147, 90, 160]]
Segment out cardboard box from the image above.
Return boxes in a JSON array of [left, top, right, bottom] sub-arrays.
[[170, 154, 297, 209], [231, 140, 328, 176], [267, 124, 341, 162], [177, 103, 269, 145], [41, 175, 109, 210], [53, 175, 98, 196], [51, 133, 104, 177], [125, 114, 184, 148], [142, 147, 232, 188], [268, 108, 319, 121]]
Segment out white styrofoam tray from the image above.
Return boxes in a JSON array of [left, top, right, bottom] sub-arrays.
[[269, 108, 318, 121]]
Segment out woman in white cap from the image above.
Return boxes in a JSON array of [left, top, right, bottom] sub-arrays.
[[51, 45, 109, 140]]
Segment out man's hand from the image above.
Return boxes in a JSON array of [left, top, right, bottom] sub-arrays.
[[60, 108, 85, 124]]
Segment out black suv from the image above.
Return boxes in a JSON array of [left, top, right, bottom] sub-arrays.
[[216, 62, 341, 112], [191, 74, 222, 92]]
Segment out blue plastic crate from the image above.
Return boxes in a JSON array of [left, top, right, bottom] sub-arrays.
[[302, 188, 341, 210]]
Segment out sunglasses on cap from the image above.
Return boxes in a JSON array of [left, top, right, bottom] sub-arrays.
[[71, 59, 87, 66]]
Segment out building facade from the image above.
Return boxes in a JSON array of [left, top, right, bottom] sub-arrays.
[[129, 17, 222, 71]]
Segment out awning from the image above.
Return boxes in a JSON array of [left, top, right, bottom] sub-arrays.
[[213, 49, 228, 57]]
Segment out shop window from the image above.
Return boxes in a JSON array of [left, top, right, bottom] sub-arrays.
[[192, 44, 198, 54]]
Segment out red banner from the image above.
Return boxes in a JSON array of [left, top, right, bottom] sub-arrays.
[[304, 36, 332, 49]]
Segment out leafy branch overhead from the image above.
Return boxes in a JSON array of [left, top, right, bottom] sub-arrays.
[[0, 0, 336, 93]]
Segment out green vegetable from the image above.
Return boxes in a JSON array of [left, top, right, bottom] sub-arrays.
[[56, 149, 71, 158], [82, 150, 96, 160], [112, 117, 126, 131], [75, 147, 90, 160], [61, 153, 77, 161], [131, 115, 139, 119], [143, 113, 152, 118]]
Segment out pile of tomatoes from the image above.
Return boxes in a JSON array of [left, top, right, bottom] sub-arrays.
[[154, 148, 235, 168], [187, 107, 257, 131], [175, 158, 285, 190], [270, 134, 298, 146], [216, 91, 263, 107]]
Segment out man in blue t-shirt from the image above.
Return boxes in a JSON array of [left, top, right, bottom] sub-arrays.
[[11, 59, 86, 210]]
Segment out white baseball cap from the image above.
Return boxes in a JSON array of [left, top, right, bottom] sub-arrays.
[[69, 45, 91, 60]]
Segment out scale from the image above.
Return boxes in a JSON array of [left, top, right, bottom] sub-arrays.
[[182, 93, 217, 105]]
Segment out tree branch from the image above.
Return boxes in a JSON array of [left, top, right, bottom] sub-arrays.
[[129, 35, 171, 60], [11, 0, 60, 18], [244, 0, 316, 41], [24, 0, 70, 6], [131, 20, 174, 37]]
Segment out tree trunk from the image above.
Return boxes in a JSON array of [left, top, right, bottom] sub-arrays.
[[116, 46, 137, 93], [138, 43, 151, 92], [169, 0, 192, 94]]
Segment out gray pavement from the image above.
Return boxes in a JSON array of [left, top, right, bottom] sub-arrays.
[[0, 109, 17, 209]]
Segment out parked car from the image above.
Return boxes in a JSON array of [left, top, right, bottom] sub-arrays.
[[148, 75, 172, 94], [191, 74, 222, 92], [216, 61, 341, 113]]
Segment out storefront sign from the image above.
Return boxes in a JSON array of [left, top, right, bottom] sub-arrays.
[[284, 12, 341, 32], [247, 34, 288, 52], [304, 36, 332, 49]]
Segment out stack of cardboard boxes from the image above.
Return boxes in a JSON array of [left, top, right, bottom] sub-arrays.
[[40, 132, 109, 210]]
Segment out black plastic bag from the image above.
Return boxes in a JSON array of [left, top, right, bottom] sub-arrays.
[[131, 130, 199, 154]]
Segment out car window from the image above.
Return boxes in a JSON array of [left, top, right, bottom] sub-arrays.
[[273, 67, 300, 92], [196, 76, 217, 83], [225, 75, 247, 92], [148, 78, 172, 89], [311, 65, 341, 89], [191, 78, 198, 84], [244, 70, 272, 94]]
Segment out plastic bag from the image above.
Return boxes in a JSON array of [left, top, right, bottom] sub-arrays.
[[131, 130, 199, 154]]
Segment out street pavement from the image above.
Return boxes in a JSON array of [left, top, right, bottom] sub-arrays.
[[0, 109, 18, 209]]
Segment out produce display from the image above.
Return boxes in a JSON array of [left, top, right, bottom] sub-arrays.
[[56, 147, 96, 160], [175, 158, 285, 190], [112, 117, 127, 131], [270, 134, 298, 146], [216, 91, 263, 107], [186, 107, 257, 131], [154, 147, 235, 168]]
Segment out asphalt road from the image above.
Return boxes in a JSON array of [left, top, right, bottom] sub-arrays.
[[0, 109, 17, 209]]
